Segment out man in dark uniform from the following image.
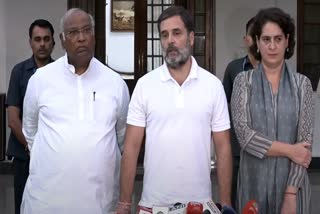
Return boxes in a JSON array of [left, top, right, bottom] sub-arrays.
[[222, 17, 258, 208], [6, 19, 55, 214]]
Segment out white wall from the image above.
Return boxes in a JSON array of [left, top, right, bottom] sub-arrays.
[[105, 0, 134, 73], [0, 0, 7, 93], [215, 0, 297, 80]]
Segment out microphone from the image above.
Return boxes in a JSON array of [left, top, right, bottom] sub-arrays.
[[242, 200, 258, 214], [153, 206, 169, 214], [168, 203, 186, 214], [220, 205, 236, 214], [202, 200, 221, 214], [186, 202, 203, 214]]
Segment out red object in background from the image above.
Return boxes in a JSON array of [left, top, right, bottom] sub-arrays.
[[242, 200, 258, 214], [186, 202, 203, 214]]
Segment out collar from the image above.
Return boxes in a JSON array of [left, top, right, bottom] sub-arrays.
[[25, 55, 54, 71], [160, 56, 199, 82], [63, 53, 94, 75], [242, 55, 254, 71]]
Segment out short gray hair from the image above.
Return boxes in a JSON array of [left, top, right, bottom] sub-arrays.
[[60, 8, 95, 40]]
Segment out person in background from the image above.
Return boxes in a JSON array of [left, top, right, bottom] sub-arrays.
[[222, 16, 258, 208], [117, 6, 233, 214], [6, 19, 55, 214], [21, 8, 129, 214], [231, 7, 314, 214], [223, 17, 258, 104]]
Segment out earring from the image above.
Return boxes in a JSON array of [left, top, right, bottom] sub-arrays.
[[257, 48, 260, 53], [286, 48, 289, 52]]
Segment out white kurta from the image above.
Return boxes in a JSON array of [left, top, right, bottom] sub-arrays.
[[21, 55, 129, 214]]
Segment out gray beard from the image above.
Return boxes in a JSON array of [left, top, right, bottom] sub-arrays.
[[163, 45, 191, 69]]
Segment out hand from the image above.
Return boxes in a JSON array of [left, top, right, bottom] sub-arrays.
[[114, 202, 131, 214], [24, 143, 30, 156], [281, 193, 296, 214], [289, 142, 311, 168]]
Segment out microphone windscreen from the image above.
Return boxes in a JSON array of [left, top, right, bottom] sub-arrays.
[[242, 200, 258, 214], [221, 206, 236, 214], [186, 202, 203, 214], [215, 203, 222, 211]]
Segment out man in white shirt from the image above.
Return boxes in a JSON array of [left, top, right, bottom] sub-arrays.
[[21, 8, 129, 214], [116, 6, 233, 213]]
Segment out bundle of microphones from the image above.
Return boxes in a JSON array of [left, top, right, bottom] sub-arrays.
[[138, 199, 258, 214]]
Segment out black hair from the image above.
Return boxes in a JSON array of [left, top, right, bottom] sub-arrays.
[[250, 7, 295, 60], [246, 17, 255, 34], [29, 19, 55, 45], [157, 6, 194, 34]]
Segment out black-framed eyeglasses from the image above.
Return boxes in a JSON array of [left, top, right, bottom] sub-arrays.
[[64, 27, 94, 40]]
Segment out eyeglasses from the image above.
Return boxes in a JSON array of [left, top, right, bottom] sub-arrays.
[[64, 27, 94, 40]]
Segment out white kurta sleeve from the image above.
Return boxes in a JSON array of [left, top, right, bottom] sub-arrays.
[[116, 79, 130, 152], [22, 75, 40, 151]]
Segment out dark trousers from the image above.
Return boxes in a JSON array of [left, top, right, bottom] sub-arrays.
[[231, 156, 240, 209], [13, 158, 29, 214]]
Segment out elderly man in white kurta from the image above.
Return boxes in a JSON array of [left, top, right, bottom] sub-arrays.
[[21, 8, 129, 214]]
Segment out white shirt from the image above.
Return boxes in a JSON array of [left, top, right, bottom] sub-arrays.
[[21, 54, 129, 214], [127, 57, 230, 207]]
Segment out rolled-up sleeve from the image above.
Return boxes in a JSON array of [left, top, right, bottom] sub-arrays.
[[231, 72, 273, 159]]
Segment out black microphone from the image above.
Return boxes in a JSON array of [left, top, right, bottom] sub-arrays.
[[221, 205, 236, 214], [215, 203, 222, 211], [168, 202, 186, 213]]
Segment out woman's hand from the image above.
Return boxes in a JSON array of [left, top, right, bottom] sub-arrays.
[[288, 142, 311, 168], [281, 193, 297, 214]]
